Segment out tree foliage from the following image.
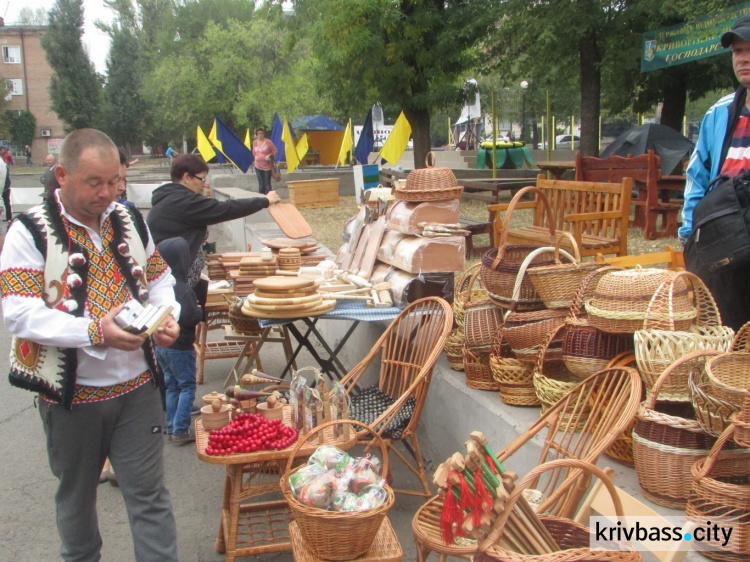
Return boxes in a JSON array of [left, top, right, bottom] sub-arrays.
[[293, 0, 496, 167], [17, 7, 49, 25], [41, 0, 101, 130], [7, 111, 37, 147]]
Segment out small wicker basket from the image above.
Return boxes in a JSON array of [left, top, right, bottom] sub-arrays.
[[463, 268, 503, 353], [464, 345, 499, 391], [225, 295, 263, 335], [454, 263, 487, 329], [489, 331, 538, 406], [279, 420, 394, 561], [689, 363, 742, 438], [705, 352, 750, 404], [585, 268, 696, 334], [395, 153, 463, 202], [444, 329, 465, 371]]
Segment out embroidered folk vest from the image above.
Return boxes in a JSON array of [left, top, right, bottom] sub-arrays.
[[8, 197, 162, 409]]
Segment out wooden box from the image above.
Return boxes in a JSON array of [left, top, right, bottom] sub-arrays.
[[287, 178, 340, 208], [206, 287, 234, 306]]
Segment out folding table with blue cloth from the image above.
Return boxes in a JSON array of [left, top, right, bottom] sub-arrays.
[[476, 142, 533, 170]]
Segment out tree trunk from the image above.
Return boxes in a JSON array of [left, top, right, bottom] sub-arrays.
[[404, 108, 431, 169], [579, 30, 601, 157], [660, 69, 687, 133]]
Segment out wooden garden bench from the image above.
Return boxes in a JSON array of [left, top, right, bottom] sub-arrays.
[[488, 175, 633, 258]]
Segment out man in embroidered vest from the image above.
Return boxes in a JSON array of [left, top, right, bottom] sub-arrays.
[[0, 129, 182, 562]]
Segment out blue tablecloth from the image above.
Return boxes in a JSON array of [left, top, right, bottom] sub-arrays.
[[257, 299, 402, 328]]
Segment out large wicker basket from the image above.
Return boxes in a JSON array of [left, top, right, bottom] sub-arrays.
[[279, 420, 394, 561], [632, 350, 722, 509], [732, 320, 750, 352], [476, 459, 641, 562], [585, 268, 696, 334], [480, 186, 557, 310], [526, 232, 602, 310], [502, 247, 568, 363], [634, 271, 734, 401], [562, 267, 633, 379], [490, 330, 538, 406], [687, 424, 750, 562]]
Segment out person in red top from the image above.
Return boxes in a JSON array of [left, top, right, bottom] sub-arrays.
[[251, 127, 278, 195]]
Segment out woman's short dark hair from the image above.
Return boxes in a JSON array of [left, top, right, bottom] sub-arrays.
[[256, 127, 265, 134], [170, 154, 209, 182]]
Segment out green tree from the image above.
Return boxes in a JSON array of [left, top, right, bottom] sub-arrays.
[[41, 0, 101, 130], [17, 7, 49, 25], [293, 0, 496, 168], [102, 26, 145, 149], [7, 111, 37, 148]]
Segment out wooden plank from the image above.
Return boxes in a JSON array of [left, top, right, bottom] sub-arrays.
[[268, 203, 313, 239], [349, 223, 371, 274], [357, 216, 387, 280]]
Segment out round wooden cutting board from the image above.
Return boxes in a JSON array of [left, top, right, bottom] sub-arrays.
[[246, 293, 322, 306], [252, 276, 315, 292], [261, 238, 311, 249], [241, 299, 336, 318]]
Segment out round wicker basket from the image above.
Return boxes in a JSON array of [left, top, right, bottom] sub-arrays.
[[690, 365, 742, 438], [395, 153, 463, 202], [490, 331, 538, 406], [444, 329, 465, 371], [226, 295, 263, 335], [705, 352, 750, 404]]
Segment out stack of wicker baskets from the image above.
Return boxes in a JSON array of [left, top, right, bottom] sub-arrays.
[[463, 269, 502, 391], [443, 264, 486, 371]]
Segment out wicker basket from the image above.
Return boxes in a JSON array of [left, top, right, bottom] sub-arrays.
[[464, 269, 503, 352], [732, 320, 750, 352], [476, 459, 641, 562], [225, 295, 263, 335], [705, 352, 750, 404], [279, 420, 394, 560], [562, 267, 634, 379], [632, 350, 721, 509], [395, 153, 463, 202], [454, 263, 487, 329], [490, 331, 538, 406], [690, 361, 742, 438], [533, 324, 585, 423], [464, 345, 500, 391], [585, 268, 696, 334], [526, 232, 603, 310], [444, 329, 465, 371], [480, 186, 557, 311], [501, 247, 569, 363], [634, 271, 734, 400], [733, 396, 750, 448], [599, 352, 641, 467], [687, 424, 750, 562]]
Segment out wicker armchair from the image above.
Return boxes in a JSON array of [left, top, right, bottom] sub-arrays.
[[338, 297, 454, 498], [411, 366, 643, 561]]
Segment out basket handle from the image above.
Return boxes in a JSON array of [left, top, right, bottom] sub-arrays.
[[566, 266, 622, 322], [644, 348, 722, 408], [731, 320, 750, 352], [455, 262, 482, 302], [425, 151, 436, 168], [605, 351, 637, 369], [504, 246, 575, 317], [534, 322, 567, 375], [477, 458, 625, 552], [283, 419, 389, 478], [553, 231, 581, 264], [642, 271, 720, 331], [462, 268, 489, 308], [692, 424, 736, 481], [492, 185, 556, 267]]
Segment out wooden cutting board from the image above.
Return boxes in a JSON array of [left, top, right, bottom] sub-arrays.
[[253, 276, 315, 292], [268, 203, 313, 239], [357, 216, 387, 280], [247, 293, 322, 306], [261, 238, 311, 249], [349, 224, 371, 274], [241, 299, 336, 318]]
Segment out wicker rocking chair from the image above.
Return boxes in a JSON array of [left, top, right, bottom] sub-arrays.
[[339, 297, 454, 498], [411, 366, 643, 561]]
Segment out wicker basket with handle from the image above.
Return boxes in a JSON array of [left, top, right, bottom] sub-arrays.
[[464, 344, 499, 391], [585, 268, 696, 334], [444, 329, 465, 371], [732, 395, 750, 448], [454, 262, 487, 329], [476, 459, 641, 562], [632, 349, 723, 509], [533, 324, 583, 424], [731, 320, 750, 352], [279, 420, 394, 561], [395, 152, 464, 202], [705, 352, 750, 404], [634, 271, 734, 401], [490, 330, 538, 406], [480, 186, 557, 311], [501, 247, 569, 363], [689, 362, 743, 438], [464, 270, 504, 353], [687, 423, 750, 561], [526, 232, 603, 310], [561, 266, 633, 379], [225, 295, 263, 335]]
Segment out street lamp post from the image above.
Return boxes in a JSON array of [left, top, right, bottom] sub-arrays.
[[520, 80, 529, 144]]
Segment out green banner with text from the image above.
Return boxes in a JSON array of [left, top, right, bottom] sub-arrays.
[[642, 2, 750, 72]]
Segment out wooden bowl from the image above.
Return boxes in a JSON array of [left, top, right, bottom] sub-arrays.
[[201, 404, 231, 430]]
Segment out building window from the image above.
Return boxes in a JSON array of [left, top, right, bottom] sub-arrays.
[[5, 79, 23, 96], [2, 46, 21, 64]]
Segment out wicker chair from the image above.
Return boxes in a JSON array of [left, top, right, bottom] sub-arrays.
[[338, 297, 454, 498], [411, 366, 643, 561]]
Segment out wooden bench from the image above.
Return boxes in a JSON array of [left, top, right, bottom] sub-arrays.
[[575, 150, 682, 240], [594, 245, 685, 269], [488, 175, 633, 258]]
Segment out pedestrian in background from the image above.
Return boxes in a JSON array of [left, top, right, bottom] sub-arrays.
[[41, 153, 59, 200], [25, 145, 32, 165], [1, 154, 10, 221], [252, 127, 278, 195]]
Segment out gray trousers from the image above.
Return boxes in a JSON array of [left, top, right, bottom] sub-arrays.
[[39, 381, 178, 562]]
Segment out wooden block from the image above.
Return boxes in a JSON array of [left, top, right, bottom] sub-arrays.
[[287, 178, 340, 208]]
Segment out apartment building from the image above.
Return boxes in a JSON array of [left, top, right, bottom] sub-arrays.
[[0, 19, 65, 162]]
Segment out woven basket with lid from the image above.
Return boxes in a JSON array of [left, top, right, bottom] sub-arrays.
[[395, 152, 463, 202]]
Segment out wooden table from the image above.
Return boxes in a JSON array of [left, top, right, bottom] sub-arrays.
[[535, 160, 576, 180], [222, 325, 296, 388], [196, 408, 358, 561]]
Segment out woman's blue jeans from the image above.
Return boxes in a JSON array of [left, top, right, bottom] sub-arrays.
[[155, 347, 196, 435], [256, 167, 272, 195]]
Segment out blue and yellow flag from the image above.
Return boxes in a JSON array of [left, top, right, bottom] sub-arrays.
[[282, 118, 301, 173], [213, 116, 254, 173], [207, 121, 226, 163], [244, 128, 251, 150], [196, 125, 218, 162], [380, 112, 412, 165]]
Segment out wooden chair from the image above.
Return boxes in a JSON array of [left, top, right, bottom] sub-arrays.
[[411, 366, 643, 561], [338, 297, 453, 498], [594, 245, 685, 269], [576, 150, 682, 240], [574, 467, 689, 562], [488, 177, 632, 258]]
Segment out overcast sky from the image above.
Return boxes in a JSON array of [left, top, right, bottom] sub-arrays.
[[2, 0, 112, 73]]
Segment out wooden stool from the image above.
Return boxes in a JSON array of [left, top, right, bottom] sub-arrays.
[[289, 517, 402, 562]]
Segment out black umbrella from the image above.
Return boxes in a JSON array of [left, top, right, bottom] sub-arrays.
[[600, 124, 694, 176]]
